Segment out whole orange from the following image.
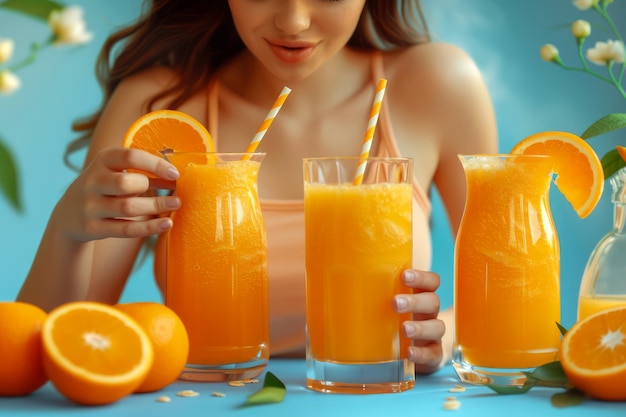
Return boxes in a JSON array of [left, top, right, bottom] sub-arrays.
[[115, 302, 189, 392], [0, 301, 48, 396]]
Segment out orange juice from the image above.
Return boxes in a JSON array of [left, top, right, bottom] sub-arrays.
[[578, 296, 626, 321], [166, 154, 268, 374], [454, 155, 560, 370], [305, 182, 412, 363]]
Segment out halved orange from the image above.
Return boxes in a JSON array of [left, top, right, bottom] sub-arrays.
[[122, 109, 215, 161], [510, 131, 604, 218], [617, 145, 626, 162], [561, 306, 626, 401], [41, 301, 154, 405]]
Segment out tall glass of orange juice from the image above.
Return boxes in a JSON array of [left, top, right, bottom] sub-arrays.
[[165, 152, 268, 382], [303, 157, 415, 394], [453, 154, 561, 386]]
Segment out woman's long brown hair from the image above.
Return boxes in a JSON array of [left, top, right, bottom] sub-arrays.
[[66, 0, 430, 168]]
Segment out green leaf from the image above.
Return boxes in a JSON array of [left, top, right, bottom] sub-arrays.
[[581, 113, 626, 139], [0, 0, 65, 21], [556, 322, 569, 336], [523, 361, 570, 386], [486, 361, 571, 396], [551, 389, 587, 408], [0, 137, 22, 212], [243, 371, 286, 406], [601, 149, 626, 179]]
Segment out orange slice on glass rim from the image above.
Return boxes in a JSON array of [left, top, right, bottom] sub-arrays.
[[617, 145, 626, 162], [560, 306, 626, 401], [41, 301, 154, 405], [510, 131, 604, 218], [122, 110, 215, 174]]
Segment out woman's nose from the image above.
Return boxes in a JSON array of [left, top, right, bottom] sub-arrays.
[[274, 1, 311, 35]]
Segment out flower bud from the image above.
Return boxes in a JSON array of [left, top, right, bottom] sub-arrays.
[[0, 70, 21, 94], [540, 44, 560, 62], [571, 20, 591, 39], [586, 39, 625, 65], [573, 0, 599, 10], [49, 6, 92, 45], [0, 38, 14, 64]]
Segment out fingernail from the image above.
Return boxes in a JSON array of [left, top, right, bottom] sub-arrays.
[[403, 270, 417, 283], [166, 167, 180, 180], [404, 322, 416, 337], [165, 197, 181, 209], [395, 296, 408, 310], [408, 346, 420, 361], [158, 218, 173, 230]]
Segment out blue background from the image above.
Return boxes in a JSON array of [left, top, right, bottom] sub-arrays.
[[0, 0, 624, 330]]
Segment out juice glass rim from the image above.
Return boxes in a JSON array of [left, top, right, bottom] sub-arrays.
[[163, 152, 266, 164], [303, 156, 412, 163], [163, 151, 266, 157], [458, 153, 551, 159]]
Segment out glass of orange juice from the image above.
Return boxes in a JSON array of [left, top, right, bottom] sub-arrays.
[[453, 154, 561, 387], [165, 152, 269, 382], [303, 156, 415, 394]]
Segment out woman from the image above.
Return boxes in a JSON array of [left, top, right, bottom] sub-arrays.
[[18, 0, 498, 374]]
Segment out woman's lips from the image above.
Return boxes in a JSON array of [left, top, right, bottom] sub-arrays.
[[268, 40, 316, 64]]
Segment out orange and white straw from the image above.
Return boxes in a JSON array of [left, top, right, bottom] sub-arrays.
[[353, 78, 387, 185], [242, 86, 291, 159]]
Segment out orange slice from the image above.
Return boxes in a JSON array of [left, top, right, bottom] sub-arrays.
[[561, 306, 626, 401], [122, 109, 215, 160], [617, 145, 626, 162], [510, 131, 604, 218], [41, 301, 154, 405]]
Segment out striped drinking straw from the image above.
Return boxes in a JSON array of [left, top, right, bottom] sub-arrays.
[[353, 78, 387, 185], [242, 86, 291, 159]]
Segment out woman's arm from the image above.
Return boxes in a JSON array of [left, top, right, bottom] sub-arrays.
[[18, 69, 183, 311]]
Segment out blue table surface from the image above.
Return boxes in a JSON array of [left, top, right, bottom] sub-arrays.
[[1, 359, 625, 417]]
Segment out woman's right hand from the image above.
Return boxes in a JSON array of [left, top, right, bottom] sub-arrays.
[[54, 147, 181, 242]]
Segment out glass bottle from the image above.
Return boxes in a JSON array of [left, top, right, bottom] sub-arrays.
[[577, 167, 626, 321]]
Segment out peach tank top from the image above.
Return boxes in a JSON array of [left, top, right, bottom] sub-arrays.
[[206, 53, 432, 355]]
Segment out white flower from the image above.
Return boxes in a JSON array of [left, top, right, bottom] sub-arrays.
[[540, 44, 560, 62], [0, 70, 21, 94], [573, 0, 599, 10], [586, 39, 626, 65], [0, 38, 14, 64], [48, 6, 92, 45], [571, 19, 591, 39]]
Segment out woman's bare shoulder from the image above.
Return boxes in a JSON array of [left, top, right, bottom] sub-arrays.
[[383, 42, 485, 99], [380, 42, 497, 167], [382, 42, 495, 133], [113, 66, 180, 109]]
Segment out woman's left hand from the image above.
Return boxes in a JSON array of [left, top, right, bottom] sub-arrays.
[[394, 269, 446, 374]]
